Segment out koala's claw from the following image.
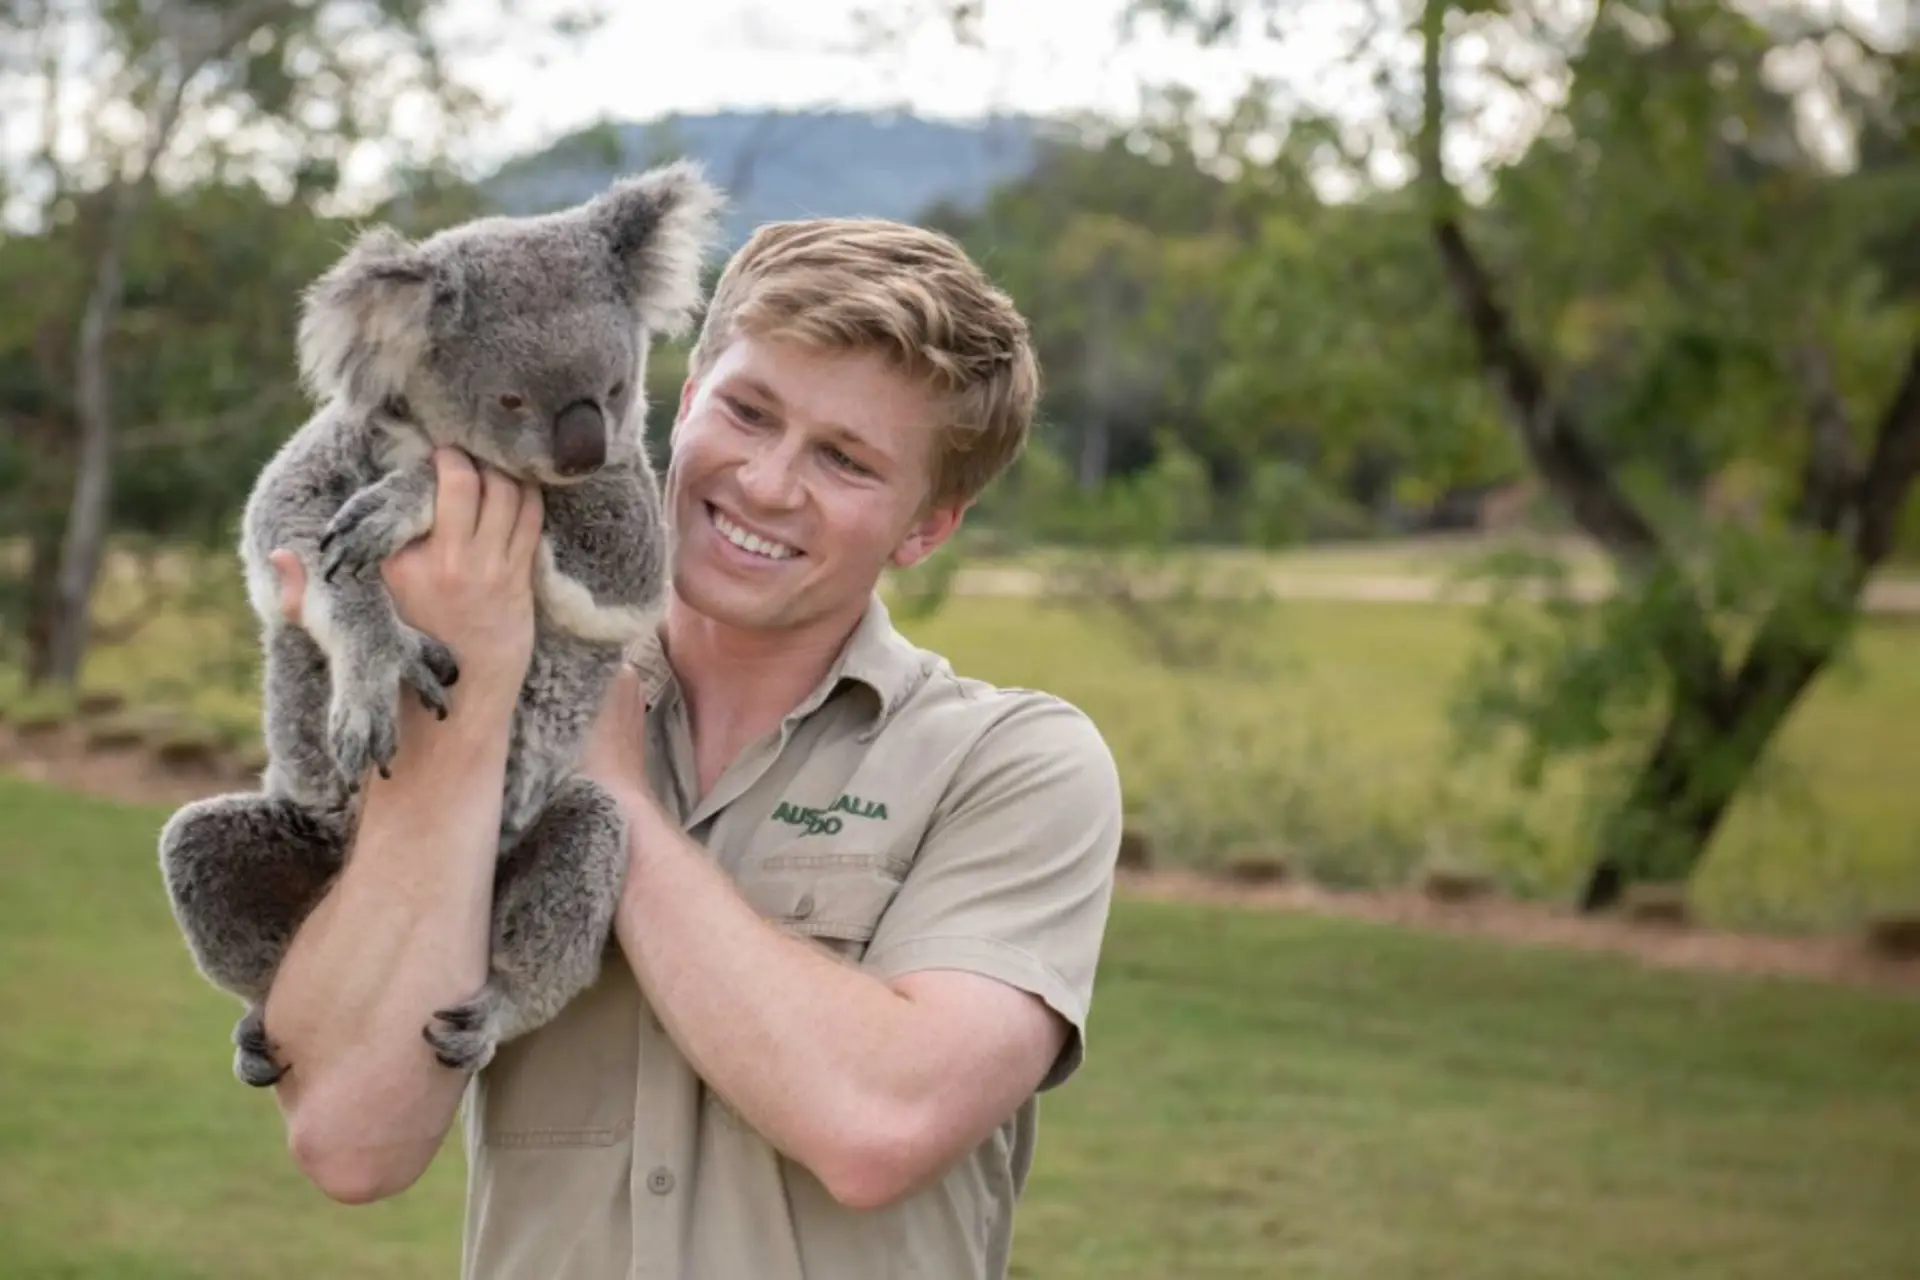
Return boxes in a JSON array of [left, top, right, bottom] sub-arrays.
[[404, 631, 459, 721], [397, 629, 456, 725], [425, 986, 505, 1072], [328, 687, 399, 784], [319, 488, 417, 584], [234, 1007, 288, 1088]]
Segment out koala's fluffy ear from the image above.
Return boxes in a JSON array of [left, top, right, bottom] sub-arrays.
[[297, 225, 453, 406], [589, 159, 725, 339]]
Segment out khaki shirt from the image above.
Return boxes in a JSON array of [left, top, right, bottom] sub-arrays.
[[459, 593, 1124, 1279]]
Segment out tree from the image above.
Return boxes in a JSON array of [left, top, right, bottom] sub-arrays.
[[931, 0, 1920, 908], [0, 0, 599, 687]]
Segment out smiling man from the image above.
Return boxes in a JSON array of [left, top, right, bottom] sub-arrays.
[[260, 216, 1126, 1280]]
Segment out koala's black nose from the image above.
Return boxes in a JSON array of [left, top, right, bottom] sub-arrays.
[[552, 401, 606, 476]]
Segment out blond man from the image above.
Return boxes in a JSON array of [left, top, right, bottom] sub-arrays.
[[259, 217, 1124, 1278]]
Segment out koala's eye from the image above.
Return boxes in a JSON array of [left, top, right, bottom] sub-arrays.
[[609, 380, 627, 400], [499, 393, 524, 411]]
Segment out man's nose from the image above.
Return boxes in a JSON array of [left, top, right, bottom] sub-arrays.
[[736, 433, 802, 508]]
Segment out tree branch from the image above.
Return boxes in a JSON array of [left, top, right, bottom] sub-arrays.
[[1419, 0, 1663, 566], [1788, 340, 1862, 535], [1851, 342, 1920, 569]]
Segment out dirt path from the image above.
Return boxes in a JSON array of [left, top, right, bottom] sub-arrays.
[[950, 566, 1920, 614], [4, 722, 1916, 995]]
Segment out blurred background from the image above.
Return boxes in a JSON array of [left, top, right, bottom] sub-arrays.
[[2, 1, 1918, 1276]]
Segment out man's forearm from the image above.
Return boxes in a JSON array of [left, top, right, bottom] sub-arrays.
[[267, 689, 516, 1203], [612, 796, 958, 1204]]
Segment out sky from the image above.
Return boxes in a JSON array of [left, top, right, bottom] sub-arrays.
[[4, 0, 1898, 225], [436, 0, 1309, 164], [401, 0, 1344, 183]]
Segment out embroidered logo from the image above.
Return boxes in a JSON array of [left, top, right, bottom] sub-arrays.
[[771, 793, 890, 838]]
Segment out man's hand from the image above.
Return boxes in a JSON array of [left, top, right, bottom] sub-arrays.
[[579, 661, 660, 819], [269, 447, 546, 702]]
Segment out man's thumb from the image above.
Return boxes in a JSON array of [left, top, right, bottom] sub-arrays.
[[267, 549, 305, 623]]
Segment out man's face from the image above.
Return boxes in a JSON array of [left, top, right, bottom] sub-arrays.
[[662, 331, 963, 636]]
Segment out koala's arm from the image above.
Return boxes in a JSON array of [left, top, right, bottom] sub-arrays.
[[315, 458, 437, 585], [534, 462, 669, 645]]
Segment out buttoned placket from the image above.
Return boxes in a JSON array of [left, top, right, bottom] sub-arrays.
[[624, 677, 834, 1275], [627, 683, 687, 1280]]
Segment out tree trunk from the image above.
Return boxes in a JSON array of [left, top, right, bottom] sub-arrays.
[[22, 520, 63, 686], [1580, 599, 1850, 911], [44, 225, 126, 686]]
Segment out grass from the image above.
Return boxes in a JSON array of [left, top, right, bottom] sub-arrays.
[[895, 594, 1920, 933], [3, 776, 1918, 1278], [5, 533, 1920, 931]]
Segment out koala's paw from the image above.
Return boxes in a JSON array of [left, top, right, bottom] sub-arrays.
[[233, 1006, 288, 1088], [328, 627, 460, 781], [400, 625, 459, 721], [424, 981, 507, 1073], [319, 486, 425, 585], [327, 675, 399, 786]]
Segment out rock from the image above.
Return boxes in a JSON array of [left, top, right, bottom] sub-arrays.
[[76, 691, 128, 718], [1621, 883, 1691, 927], [1419, 866, 1494, 903], [1864, 913, 1920, 960], [84, 721, 148, 752], [1222, 855, 1291, 885], [154, 736, 223, 771], [1116, 829, 1153, 871], [12, 714, 70, 744]]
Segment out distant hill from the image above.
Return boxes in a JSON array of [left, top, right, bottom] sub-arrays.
[[480, 109, 1049, 247]]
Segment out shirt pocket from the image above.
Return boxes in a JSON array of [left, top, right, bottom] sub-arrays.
[[470, 948, 639, 1148], [732, 844, 911, 964]]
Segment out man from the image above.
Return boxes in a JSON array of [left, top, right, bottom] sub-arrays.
[[258, 216, 1125, 1278]]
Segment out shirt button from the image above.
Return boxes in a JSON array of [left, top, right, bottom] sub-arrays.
[[647, 1167, 675, 1195], [793, 892, 816, 919]]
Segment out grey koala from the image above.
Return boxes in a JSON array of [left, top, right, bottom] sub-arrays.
[[157, 160, 723, 1087]]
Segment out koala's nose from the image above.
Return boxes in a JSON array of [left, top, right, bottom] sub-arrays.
[[552, 401, 606, 476]]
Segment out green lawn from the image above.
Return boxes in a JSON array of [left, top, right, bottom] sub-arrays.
[[4, 777, 1918, 1278], [8, 555, 1920, 931], [897, 595, 1920, 932]]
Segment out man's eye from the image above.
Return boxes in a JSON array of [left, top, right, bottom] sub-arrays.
[[827, 446, 869, 475], [727, 397, 765, 424]]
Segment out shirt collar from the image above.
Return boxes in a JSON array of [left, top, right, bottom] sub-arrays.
[[623, 592, 930, 738]]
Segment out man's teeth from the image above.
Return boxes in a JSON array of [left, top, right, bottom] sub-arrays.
[[713, 509, 797, 560]]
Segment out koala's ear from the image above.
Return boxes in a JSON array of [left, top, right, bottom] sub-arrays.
[[297, 225, 454, 406], [588, 159, 726, 339]]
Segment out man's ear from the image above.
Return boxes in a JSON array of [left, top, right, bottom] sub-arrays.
[[890, 501, 968, 570]]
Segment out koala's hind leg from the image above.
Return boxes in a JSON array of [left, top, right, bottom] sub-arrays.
[[424, 777, 628, 1072], [158, 793, 345, 1087]]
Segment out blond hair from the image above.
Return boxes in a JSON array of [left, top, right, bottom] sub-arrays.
[[686, 217, 1038, 508]]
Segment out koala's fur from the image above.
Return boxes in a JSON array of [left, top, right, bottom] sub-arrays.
[[157, 161, 724, 1087]]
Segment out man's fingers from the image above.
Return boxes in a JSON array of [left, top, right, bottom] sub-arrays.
[[474, 462, 525, 556], [268, 549, 306, 625], [507, 482, 545, 573], [433, 447, 483, 542]]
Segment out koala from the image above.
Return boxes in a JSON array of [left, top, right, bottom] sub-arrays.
[[156, 160, 724, 1088]]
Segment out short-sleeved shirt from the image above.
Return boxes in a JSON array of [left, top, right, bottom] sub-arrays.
[[458, 592, 1124, 1279]]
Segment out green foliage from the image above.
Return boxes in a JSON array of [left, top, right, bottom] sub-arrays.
[[1116, 0, 1920, 901]]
